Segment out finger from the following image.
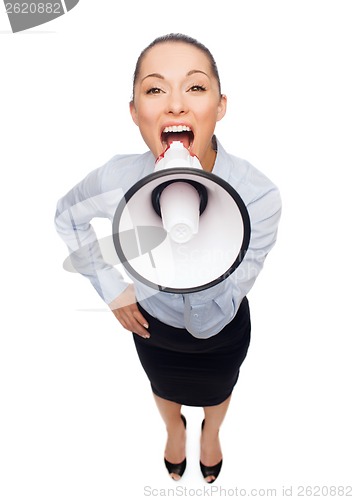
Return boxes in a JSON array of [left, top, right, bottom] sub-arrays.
[[131, 318, 150, 338], [116, 311, 150, 338], [132, 310, 149, 330], [130, 311, 150, 335]]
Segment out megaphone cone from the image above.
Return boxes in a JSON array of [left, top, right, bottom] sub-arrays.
[[112, 142, 250, 293]]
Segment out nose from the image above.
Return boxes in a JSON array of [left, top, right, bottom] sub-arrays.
[[166, 89, 187, 115]]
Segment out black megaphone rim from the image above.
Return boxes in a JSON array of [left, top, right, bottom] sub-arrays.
[[112, 168, 251, 294]]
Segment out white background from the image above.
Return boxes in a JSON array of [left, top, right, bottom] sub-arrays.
[[1, 1, 353, 498]]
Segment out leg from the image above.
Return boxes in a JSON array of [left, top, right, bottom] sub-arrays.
[[200, 394, 232, 482], [153, 393, 186, 480]]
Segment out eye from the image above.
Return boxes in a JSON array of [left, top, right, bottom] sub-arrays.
[[146, 87, 164, 95], [188, 85, 207, 92]]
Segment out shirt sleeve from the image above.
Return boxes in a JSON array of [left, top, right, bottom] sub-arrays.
[[231, 184, 282, 303], [54, 166, 130, 304]]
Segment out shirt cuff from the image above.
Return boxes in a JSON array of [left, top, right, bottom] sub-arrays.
[[90, 267, 130, 304]]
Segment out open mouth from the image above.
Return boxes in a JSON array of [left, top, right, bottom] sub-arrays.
[[161, 125, 194, 150]]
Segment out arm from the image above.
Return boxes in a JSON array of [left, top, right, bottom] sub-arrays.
[[231, 185, 282, 301], [54, 166, 150, 337]]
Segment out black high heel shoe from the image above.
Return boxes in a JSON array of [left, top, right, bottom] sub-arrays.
[[164, 414, 187, 480], [200, 419, 223, 483]]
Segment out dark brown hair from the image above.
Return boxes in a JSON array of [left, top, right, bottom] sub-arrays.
[[132, 33, 222, 100]]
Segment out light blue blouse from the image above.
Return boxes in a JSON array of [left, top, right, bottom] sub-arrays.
[[55, 138, 281, 339]]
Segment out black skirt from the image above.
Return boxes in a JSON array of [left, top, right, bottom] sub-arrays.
[[133, 297, 251, 407]]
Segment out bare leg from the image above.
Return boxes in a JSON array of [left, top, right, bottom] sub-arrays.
[[201, 394, 232, 482], [153, 393, 186, 480]]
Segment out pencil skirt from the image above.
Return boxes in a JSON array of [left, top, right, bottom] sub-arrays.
[[132, 297, 251, 407]]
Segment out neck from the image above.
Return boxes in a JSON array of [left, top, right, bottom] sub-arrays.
[[201, 142, 217, 172]]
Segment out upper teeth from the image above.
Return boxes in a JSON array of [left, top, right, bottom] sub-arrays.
[[163, 125, 191, 133]]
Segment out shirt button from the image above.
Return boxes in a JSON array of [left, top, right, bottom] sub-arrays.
[[194, 313, 199, 318]]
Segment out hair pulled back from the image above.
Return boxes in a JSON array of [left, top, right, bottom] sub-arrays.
[[132, 33, 221, 100]]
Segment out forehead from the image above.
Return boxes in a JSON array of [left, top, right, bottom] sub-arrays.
[[139, 42, 212, 78]]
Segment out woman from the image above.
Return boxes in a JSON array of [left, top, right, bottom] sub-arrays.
[[55, 33, 281, 483]]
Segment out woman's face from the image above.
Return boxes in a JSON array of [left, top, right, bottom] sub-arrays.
[[130, 42, 227, 172]]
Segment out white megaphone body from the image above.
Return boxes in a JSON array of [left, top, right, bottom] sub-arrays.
[[112, 142, 250, 293], [153, 143, 206, 244]]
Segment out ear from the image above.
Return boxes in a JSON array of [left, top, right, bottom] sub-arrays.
[[129, 100, 139, 126], [216, 94, 227, 122]]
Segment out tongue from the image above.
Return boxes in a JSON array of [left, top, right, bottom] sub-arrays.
[[166, 132, 191, 149]]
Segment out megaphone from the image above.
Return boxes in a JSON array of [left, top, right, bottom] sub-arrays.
[[112, 142, 250, 294]]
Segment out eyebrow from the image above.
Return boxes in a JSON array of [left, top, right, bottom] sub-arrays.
[[141, 70, 210, 83], [186, 70, 210, 79], [141, 73, 164, 83]]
